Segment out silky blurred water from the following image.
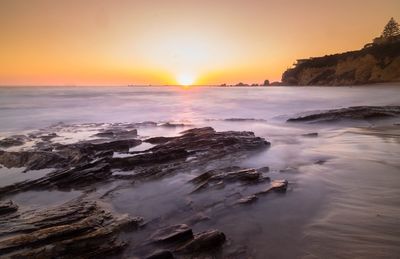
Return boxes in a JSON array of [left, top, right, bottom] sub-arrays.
[[1, 86, 400, 258], [1, 86, 400, 132]]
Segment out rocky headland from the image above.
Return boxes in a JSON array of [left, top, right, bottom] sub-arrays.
[[282, 37, 400, 86]]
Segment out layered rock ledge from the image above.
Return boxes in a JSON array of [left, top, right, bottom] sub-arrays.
[[0, 125, 286, 258], [287, 106, 400, 123]]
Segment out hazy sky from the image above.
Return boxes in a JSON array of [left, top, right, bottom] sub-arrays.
[[1, 0, 399, 86]]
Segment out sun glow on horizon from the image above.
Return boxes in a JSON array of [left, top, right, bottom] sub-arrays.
[[177, 73, 196, 86]]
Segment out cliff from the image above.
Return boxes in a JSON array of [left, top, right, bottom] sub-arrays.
[[282, 40, 400, 86]]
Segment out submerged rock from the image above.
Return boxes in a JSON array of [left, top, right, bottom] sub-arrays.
[[145, 250, 174, 259], [0, 160, 111, 196], [302, 132, 319, 137], [112, 127, 269, 178], [190, 168, 266, 193], [256, 179, 289, 195], [223, 118, 266, 122], [144, 136, 175, 144], [0, 135, 29, 149], [0, 150, 67, 170], [159, 122, 189, 128], [0, 200, 18, 216], [151, 224, 193, 243], [93, 129, 138, 139], [176, 229, 226, 253], [288, 106, 400, 123], [237, 195, 258, 204]]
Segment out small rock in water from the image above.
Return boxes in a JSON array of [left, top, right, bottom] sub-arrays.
[[302, 132, 318, 137], [315, 159, 327, 165], [151, 224, 194, 243], [237, 195, 258, 204], [256, 179, 289, 195], [187, 212, 210, 225], [145, 250, 174, 259], [270, 179, 289, 192], [144, 136, 175, 144], [176, 229, 226, 253], [0, 200, 18, 215], [159, 122, 187, 128], [0, 135, 28, 148], [258, 166, 270, 173]]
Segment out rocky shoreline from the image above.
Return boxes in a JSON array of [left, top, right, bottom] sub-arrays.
[[1, 105, 399, 258], [0, 123, 289, 258]]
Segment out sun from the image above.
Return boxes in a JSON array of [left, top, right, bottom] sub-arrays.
[[177, 73, 196, 86]]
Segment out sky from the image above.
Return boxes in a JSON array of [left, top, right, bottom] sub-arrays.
[[0, 0, 399, 86]]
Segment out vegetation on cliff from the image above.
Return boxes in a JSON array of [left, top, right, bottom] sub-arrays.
[[282, 18, 400, 86]]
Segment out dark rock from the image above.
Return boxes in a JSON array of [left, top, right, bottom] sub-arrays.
[[258, 166, 270, 173], [256, 179, 288, 195], [0, 150, 67, 170], [0, 160, 111, 196], [176, 229, 226, 253], [270, 81, 282, 86], [224, 118, 266, 122], [94, 131, 115, 138], [78, 139, 142, 152], [0, 135, 29, 148], [0, 200, 18, 215], [189, 171, 214, 184], [217, 168, 261, 181], [235, 82, 248, 86], [190, 168, 262, 193], [144, 136, 175, 144], [288, 106, 400, 123], [39, 133, 58, 141], [146, 250, 174, 259], [112, 149, 189, 170], [151, 224, 193, 243], [237, 195, 258, 204], [134, 121, 158, 127], [159, 122, 187, 128], [314, 159, 327, 165], [94, 129, 138, 139], [302, 132, 319, 137], [0, 199, 142, 258], [186, 213, 210, 225], [112, 128, 269, 178]]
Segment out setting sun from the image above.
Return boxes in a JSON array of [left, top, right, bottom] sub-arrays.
[[177, 73, 196, 86]]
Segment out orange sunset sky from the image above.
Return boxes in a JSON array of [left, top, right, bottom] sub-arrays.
[[0, 0, 399, 86]]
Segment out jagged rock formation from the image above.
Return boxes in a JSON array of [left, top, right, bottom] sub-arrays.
[[111, 127, 270, 179], [282, 40, 400, 85], [0, 127, 269, 196], [0, 124, 285, 258]]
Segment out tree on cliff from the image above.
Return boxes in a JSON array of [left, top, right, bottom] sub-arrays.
[[382, 17, 400, 38]]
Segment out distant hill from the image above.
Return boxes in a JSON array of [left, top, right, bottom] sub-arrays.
[[282, 37, 400, 86]]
